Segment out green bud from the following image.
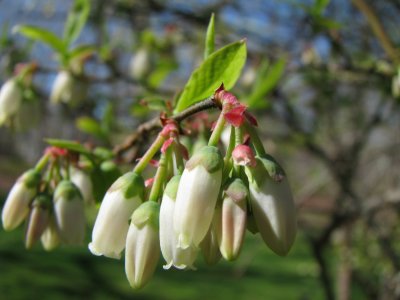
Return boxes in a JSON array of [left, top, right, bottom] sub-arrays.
[[131, 201, 160, 229]]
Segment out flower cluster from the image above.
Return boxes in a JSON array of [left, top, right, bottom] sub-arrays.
[[88, 85, 297, 289], [1, 146, 119, 250]]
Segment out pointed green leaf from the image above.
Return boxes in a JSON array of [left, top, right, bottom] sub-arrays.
[[76, 117, 106, 140], [13, 25, 65, 54], [63, 0, 90, 47], [175, 39, 247, 112], [45, 138, 91, 155], [247, 57, 286, 108], [204, 13, 215, 59]]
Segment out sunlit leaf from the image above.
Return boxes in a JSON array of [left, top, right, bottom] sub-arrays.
[[63, 0, 90, 47], [175, 39, 247, 112], [13, 25, 65, 54], [247, 57, 286, 108], [76, 117, 105, 140], [68, 44, 95, 61], [204, 13, 215, 59]]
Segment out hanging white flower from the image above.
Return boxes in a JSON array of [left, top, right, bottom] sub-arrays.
[[53, 180, 86, 245], [0, 78, 23, 126], [245, 157, 297, 256], [1, 169, 40, 231], [89, 172, 144, 259], [174, 146, 223, 249], [160, 175, 198, 270], [125, 201, 160, 289], [215, 178, 247, 261]]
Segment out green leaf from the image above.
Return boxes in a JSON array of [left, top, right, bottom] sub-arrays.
[[247, 57, 286, 108], [76, 117, 105, 140], [45, 138, 91, 155], [204, 13, 215, 59], [314, 0, 330, 14], [13, 25, 65, 54], [63, 0, 90, 47], [175, 39, 247, 112]]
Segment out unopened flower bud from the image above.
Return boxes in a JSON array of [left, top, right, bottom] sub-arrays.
[[232, 144, 256, 167], [41, 216, 60, 251], [53, 180, 86, 245], [2, 169, 41, 231], [160, 176, 198, 270], [50, 71, 87, 106], [129, 48, 152, 80], [174, 146, 223, 249], [200, 213, 221, 265], [125, 201, 160, 289], [0, 78, 22, 126], [71, 167, 94, 205], [245, 158, 296, 256], [25, 194, 51, 249], [215, 179, 247, 261], [89, 172, 144, 259]]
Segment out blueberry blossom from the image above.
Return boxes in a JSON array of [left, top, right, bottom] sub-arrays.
[[174, 146, 223, 249], [160, 175, 198, 270], [53, 180, 86, 245], [1, 169, 41, 231], [89, 172, 144, 259], [0, 78, 22, 126], [245, 156, 297, 256], [125, 201, 160, 289]]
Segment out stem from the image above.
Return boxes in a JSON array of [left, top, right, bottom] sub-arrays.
[[134, 134, 166, 174], [35, 154, 50, 172], [208, 112, 226, 147], [234, 126, 243, 175], [244, 122, 266, 156], [222, 126, 235, 180], [148, 153, 168, 202], [172, 141, 185, 175]]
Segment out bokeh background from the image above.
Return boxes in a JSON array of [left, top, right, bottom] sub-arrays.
[[1, 0, 400, 299]]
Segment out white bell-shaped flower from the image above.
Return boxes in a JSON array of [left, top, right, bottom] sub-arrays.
[[160, 175, 198, 270], [41, 216, 61, 251], [70, 167, 94, 205], [245, 157, 297, 256], [129, 48, 151, 80], [215, 178, 247, 261], [125, 201, 160, 289], [0, 78, 22, 126], [89, 172, 144, 259], [50, 71, 87, 106], [174, 146, 223, 249], [53, 180, 86, 245], [2, 169, 40, 231], [25, 195, 51, 249]]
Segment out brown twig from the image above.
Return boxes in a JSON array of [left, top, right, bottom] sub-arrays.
[[352, 0, 400, 65], [112, 96, 218, 158]]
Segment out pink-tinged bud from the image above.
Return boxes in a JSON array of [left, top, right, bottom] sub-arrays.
[[53, 180, 86, 245], [41, 216, 60, 251], [200, 213, 221, 265], [125, 201, 160, 289], [232, 144, 256, 167], [215, 179, 247, 261], [160, 176, 198, 270], [174, 146, 223, 249], [0, 79, 22, 126], [2, 169, 40, 231], [245, 158, 297, 256], [129, 48, 152, 80], [25, 195, 51, 249], [50, 71, 87, 106], [70, 167, 94, 205], [89, 172, 144, 259]]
